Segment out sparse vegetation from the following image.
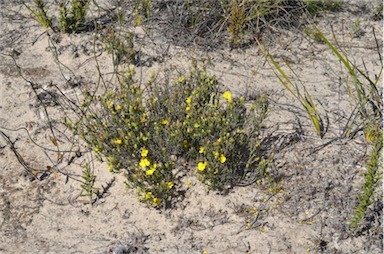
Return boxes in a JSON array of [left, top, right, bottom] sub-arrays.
[[99, 28, 137, 65], [158, 0, 344, 47], [25, 0, 91, 33], [266, 52, 326, 138], [315, 27, 383, 228], [303, 0, 343, 13], [1, 0, 382, 252], [267, 24, 383, 228], [25, 0, 345, 45]]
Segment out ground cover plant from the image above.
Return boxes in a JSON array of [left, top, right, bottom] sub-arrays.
[[65, 63, 270, 207]]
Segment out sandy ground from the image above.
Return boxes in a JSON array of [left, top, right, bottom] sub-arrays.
[[0, 0, 382, 253]]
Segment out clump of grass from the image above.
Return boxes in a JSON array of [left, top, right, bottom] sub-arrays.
[[24, 0, 91, 33], [59, 0, 90, 33], [154, 0, 343, 48], [304, 26, 325, 43], [303, 0, 343, 13], [24, 0, 53, 29], [66, 63, 270, 207], [133, 0, 152, 26], [273, 58, 325, 138], [258, 39, 326, 139], [99, 27, 137, 65], [314, 26, 382, 139]]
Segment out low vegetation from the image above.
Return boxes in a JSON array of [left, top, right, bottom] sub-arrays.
[[13, 0, 383, 235], [65, 63, 270, 207]]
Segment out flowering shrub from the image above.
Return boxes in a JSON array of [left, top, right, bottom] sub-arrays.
[[67, 63, 269, 207]]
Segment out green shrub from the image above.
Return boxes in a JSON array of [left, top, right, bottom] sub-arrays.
[[59, 0, 90, 33], [25, 0, 91, 33], [99, 28, 136, 65], [351, 128, 383, 228], [80, 163, 98, 204], [66, 63, 270, 207]]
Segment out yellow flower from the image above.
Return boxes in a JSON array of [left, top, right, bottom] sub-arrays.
[[213, 151, 219, 159], [145, 192, 152, 200], [197, 161, 207, 171], [185, 181, 191, 186], [161, 119, 168, 125], [223, 91, 232, 101], [146, 168, 155, 176], [199, 147, 205, 154], [365, 130, 375, 142], [115, 139, 122, 145], [178, 76, 185, 83], [194, 123, 200, 128], [145, 164, 156, 176], [167, 182, 174, 189], [107, 100, 113, 108], [186, 106, 191, 111], [153, 197, 161, 206], [147, 164, 157, 172], [141, 148, 149, 157], [116, 104, 122, 110], [220, 154, 226, 163], [186, 97, 192, 104], [139, 158, 150, 168]]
